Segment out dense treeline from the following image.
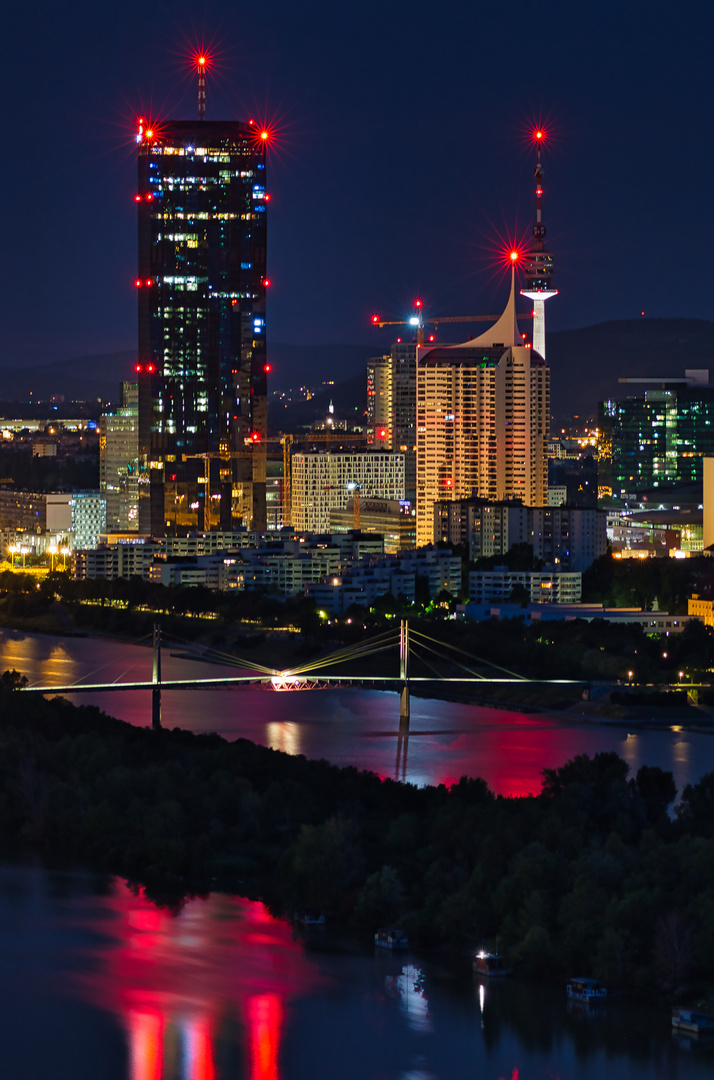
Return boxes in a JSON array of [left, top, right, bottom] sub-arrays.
[[1, 683, 713, 995]]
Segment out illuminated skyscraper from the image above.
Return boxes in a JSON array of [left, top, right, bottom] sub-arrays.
[[136, 116, 269, 535], [367, 342, 417, 500], [99, 381, 139, 532], [416, 268, 550, 546]]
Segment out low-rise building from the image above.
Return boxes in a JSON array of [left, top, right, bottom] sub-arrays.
[[435, 497, 607, 571], [468, 567, 582, 604]]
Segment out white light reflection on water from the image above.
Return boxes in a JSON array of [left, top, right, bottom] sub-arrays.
[[386, 964, 431, 1032]]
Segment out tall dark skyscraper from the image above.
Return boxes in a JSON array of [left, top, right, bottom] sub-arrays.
[[136, 115, 269, 535]]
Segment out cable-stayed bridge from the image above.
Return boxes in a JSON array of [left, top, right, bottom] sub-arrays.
[[19, 621, 584, 730]]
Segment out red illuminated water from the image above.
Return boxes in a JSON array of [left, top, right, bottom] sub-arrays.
[[1, 862, 711, 1080], [2, 629, 712, 796]]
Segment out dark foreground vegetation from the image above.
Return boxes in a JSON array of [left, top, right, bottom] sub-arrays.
[[1, 678, 713, 996]]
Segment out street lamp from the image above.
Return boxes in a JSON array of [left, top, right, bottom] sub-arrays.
[[60, 546, 70, 569], [48, 547, 57, 572], [628, 670, 634, 684], [8, 545, 17, 567], [20, 546, 28, 570]]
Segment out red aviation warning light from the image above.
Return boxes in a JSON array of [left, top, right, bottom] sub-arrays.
[[134, 364, 142, 373], [190, 46, 213, 120], [263, 363, 272, 373], [510, 250, 520, 263], [263, 278, 271, 287], [250, 430, 261, 442], [414, 299, 422, 308], [371, 314, 380, 324]]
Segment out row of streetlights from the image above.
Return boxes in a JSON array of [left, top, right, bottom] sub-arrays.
[[7, 545, 70, 570], [627, 669, 686, 683]]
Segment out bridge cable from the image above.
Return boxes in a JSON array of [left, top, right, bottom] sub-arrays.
[[409, 628, 527, 680]]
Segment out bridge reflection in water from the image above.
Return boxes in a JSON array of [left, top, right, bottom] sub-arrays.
[[20, 619, 583, 735]]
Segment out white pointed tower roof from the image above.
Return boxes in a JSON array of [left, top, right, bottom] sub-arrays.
[[449, 265, 520, 350]]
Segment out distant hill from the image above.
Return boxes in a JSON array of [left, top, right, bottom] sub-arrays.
[[547, 318, 714, 420], [0, 350, 137, 405], [1, 320, 712, 422]]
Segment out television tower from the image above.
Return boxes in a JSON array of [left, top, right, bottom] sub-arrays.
[[520, 129, 558, 359]]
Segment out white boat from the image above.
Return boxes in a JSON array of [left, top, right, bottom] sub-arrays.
[[473, 951, 513, 977], [374, 928, 408, 950], [566, 978, 607, 1003], [672, 1006, 714, 1035]]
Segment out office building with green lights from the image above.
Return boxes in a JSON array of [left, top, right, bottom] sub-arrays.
[[598, 370, 714, 503]]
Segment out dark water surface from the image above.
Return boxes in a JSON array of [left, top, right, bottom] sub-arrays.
[[1, 629, 713, 795], [1, 863, 712, 1080]]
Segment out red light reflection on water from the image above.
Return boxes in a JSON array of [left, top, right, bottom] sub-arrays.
[[72, 880, 326, 1079], [246, 995, 284, 1080], [129, 1009, 163, 1080]]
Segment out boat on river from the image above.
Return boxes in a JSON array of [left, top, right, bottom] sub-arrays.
[[473, 951, 513, 977], [294, 912, 326, 926], [672, 1005, 714, 1035], [374, 928, 408, 950], [566, 977, 607, 1003]]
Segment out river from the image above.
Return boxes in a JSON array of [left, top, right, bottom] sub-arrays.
[[1, 862, 712, 1080], [2, 628, 714, 1078], [1, 628, 713, 796]]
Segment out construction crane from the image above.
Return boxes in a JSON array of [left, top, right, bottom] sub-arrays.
[[281, 430, 368, 527], [371, 297, 534, 346], [182, 440, 264, 530]]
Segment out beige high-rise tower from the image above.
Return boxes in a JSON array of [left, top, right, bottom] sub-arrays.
[[416, 268, 550, 547]]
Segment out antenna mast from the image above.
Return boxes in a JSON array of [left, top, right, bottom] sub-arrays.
[[197, 54, 207, 120], [520, 129, 558, 359]]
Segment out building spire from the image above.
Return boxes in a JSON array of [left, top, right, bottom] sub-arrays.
[[451, 262, 520, 349]]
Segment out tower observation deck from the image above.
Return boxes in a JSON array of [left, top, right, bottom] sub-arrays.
[[520, 130, 558, 359]]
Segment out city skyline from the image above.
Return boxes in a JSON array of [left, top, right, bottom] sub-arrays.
[[3, 1, 713, 377]]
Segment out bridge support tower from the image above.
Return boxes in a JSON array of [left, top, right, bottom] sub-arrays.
[[152, 623, 162, 730], [399, 619, 410, 731]]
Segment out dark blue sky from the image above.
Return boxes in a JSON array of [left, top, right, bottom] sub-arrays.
[[4, 0, 713, 368]]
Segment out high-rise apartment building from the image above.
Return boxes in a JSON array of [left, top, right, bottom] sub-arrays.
[[416, 273, 550, 546], [598, 370, 714, 502], [291, 451, 406, 533], [136, 116, 268, 536], [367, 343, 417, 499], [70, 492, 107, 551], [100, 382, 139, 532]]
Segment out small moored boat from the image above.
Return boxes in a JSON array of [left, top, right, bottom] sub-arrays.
[[374, 927, 408, 950], [672, 1006, 714, 1035], [295, 912, 326, 926], [566, 978, 607, 1003], [473, 951, 513, 977]]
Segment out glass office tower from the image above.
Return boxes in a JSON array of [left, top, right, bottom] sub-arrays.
[[598, 373, 714, 502], [136, 118, 268, 535]]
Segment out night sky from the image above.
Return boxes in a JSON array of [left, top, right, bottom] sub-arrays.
[[4, 0, 713, 371]]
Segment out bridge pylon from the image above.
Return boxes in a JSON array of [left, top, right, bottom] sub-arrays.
[[399, 618, 410, 731], [152, 623, 162, 730]]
